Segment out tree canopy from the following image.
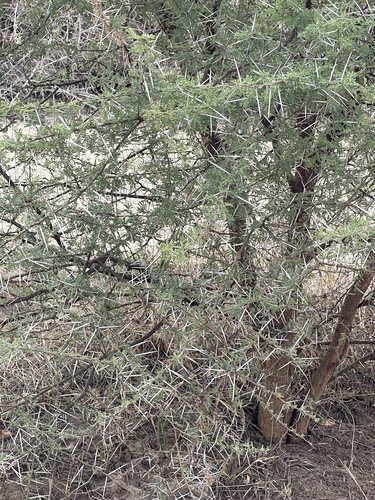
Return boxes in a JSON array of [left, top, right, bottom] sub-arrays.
[[0, 0, 374, 496]]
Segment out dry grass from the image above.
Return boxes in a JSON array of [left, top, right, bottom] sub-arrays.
[[1, 256, 374, 499], [0, 321, 259, 498]]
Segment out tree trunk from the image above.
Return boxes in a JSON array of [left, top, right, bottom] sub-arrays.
[[257, 109, 318, 441], [288, 252, 375, 442], [257, 352, 293, 441]]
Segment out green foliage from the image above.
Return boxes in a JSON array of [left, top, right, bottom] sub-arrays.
[[0, 0, 374, 495]]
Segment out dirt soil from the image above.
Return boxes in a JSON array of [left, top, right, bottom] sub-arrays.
[[250, 373, 375, 500], [273, 396, 374, 500]]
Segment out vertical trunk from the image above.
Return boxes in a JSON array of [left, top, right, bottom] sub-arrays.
[[257, 311, 297, 441], [257, 354, 293, 441], [264, 100, 362, 442], [257, 110, 318, 441]]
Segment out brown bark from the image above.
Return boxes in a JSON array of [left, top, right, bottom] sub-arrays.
[[257, 310, 296, 441], [288, 253, 375, 442], [257, 352, 293, 441], [257, 109, 318, 441]]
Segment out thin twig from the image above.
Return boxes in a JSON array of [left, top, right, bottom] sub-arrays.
[[331, 350, 375, 380], [1, 313, 168, 414]]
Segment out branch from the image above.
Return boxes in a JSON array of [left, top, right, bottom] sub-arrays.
[[0, 162, 64, 247], [0, 216, 37, 243], [1, 289, 49, 307], [1, 312, 169, 414], [317, 340, 375, 346], [0, 162, 16, 188], [331, 350, 375, 380], [283, 1, 313, 47]]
